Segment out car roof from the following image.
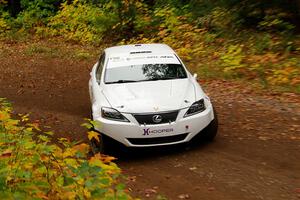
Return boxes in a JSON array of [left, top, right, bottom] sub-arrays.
[[104, 43, 176, 57], [104, 44, 181, 68]]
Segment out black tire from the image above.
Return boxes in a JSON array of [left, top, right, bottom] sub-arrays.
[[89, 129, 121, 155], [89, 109, 125, 156], [201, 107, 218, 141], [89, 109, 106, 154], [89, 131, 105, 154]]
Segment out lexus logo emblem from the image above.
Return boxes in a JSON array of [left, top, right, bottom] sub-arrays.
[[152, 115, 162, 123]]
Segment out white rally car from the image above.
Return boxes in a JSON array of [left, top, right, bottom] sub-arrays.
[[89, 44, 218, 152]]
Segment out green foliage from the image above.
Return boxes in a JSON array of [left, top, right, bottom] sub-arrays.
[[250, 33, 296, 54], [0, 98, 133, 199], [153, 6, 180, 32], [44, 0, 118, 44], [0, 13, 10, 37], [253, 33, 272, 54], [266, 57, 300, 86], [0, 0, 8, 11], [197, 7, 235, 31], [25, 44, 55, 55], [258, 14, 295, 33], [0, 0, 299, 92], [220, 45, 245, 75], [0, 1, 11, 38], [13, 0, 59, 30]]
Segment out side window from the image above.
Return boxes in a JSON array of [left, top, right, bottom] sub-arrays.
[[96, 53, 105, 83]]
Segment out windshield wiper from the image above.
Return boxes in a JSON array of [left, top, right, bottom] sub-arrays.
[[106, 80, 138, 84]]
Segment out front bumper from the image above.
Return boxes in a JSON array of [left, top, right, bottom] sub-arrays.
[[93, 104, 215, 147]]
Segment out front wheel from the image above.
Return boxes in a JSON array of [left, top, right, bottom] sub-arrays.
[[202, 107, 218, 141], [89, 131, 105, 154], [89, 109, 105, 154]]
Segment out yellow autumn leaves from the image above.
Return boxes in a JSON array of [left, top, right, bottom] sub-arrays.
[[0, 98, 133, 199]]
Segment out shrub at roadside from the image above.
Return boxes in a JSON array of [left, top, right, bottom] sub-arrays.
[[43, 0, 118, 44], [0, 0, 299, 92], [0, 98, 133, 199], [0, 11, 11, 37]]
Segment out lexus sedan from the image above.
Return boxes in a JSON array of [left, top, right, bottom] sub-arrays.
[[89, 44, 218, 152]]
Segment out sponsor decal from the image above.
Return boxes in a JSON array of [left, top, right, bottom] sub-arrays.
[[143, 128, 174, 135]]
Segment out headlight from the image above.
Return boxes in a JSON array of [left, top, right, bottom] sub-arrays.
[[184, 99, 206, 117], [101, 107, 129, 122]]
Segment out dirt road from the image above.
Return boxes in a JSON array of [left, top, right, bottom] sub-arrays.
[[1, 42, 300, 200]]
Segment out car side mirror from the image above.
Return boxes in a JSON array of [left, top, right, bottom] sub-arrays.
[[193, 73, 198, 79]]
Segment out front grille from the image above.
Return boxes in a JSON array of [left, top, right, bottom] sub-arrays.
[[133, 110, 179, 125], [127, 133, 188, 145]]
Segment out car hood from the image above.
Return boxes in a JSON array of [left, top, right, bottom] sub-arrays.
[[102, 79, 196, 113]]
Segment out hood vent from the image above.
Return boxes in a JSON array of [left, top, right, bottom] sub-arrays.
[[130, 50, 152, 54]]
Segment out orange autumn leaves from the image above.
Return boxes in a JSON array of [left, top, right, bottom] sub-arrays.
[[0, 99, 133, 199]]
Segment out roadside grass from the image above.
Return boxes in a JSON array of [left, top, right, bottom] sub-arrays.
[[1, 38, 299, 94], [1, 30, 30, 43], [25, 44, 60, 57], [73, 50, 93, 60], [21, 40, 99, 61]]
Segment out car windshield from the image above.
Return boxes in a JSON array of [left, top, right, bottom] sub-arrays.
[[105, 63, 187, 84]]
